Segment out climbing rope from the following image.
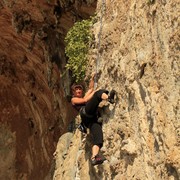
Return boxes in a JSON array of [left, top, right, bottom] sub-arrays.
[[94, 0, 106, 89]]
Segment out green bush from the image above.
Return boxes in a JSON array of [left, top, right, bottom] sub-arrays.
[[65, 18, 94, 82]]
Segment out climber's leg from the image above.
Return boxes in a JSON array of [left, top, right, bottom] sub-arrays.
[[85, 89, 109, 115], [89, 122, 106, 166], [89, 122, 103, 151], [92, 145, 100, 158]]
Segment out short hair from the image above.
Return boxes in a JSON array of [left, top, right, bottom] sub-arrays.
[[71, 84, 83, 93]]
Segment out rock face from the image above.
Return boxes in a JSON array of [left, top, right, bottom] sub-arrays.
[[53, 0, 180, 180], [0, 0, 96, 179]]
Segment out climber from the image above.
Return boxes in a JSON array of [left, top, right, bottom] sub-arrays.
[[71, 74, 116, 166]]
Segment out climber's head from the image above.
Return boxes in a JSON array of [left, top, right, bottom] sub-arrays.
[[71, 84, 84, 98]]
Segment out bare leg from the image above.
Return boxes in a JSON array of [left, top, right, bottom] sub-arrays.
[[91, 145, 100, 158], [91, 144, 106, 166], [101, 93, 108, 100]]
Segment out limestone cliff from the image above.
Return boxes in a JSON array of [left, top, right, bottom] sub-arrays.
[[53, 0, 180, 180]]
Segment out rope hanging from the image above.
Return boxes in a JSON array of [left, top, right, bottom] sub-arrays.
[[94, 0, 106, 89]]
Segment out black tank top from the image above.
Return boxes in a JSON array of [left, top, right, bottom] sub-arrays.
[[73, 103, 86, 112]]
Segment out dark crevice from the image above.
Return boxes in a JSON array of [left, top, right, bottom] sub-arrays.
[[147, 110, 154, 133], [139, 63, 147, 79], [165, 163, 179, 180]]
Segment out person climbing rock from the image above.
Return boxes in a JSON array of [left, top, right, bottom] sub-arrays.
[[71, 74, 116, 166]]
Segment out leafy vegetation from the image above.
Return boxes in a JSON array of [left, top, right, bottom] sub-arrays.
[[65, 18, 95, 82]]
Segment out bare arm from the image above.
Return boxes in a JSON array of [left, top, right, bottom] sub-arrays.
[[71, 90, 95, 105], [84, 88, 93, 98], [71, 97, 87, 105], [88, 73, 95, 90], [83, 73, 95, 98]]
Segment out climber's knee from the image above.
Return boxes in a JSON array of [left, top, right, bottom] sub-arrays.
[[94, 89, 109, 99]]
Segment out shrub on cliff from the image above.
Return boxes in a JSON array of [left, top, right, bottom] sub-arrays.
[[65, 18, 94, 82]]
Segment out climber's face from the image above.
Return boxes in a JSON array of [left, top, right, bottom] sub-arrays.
[[73, 87, 83, 98]]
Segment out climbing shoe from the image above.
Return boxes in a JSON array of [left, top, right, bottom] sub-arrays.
[[78, 122, 87, 134], [91, 154, 106, 166], [108, 89, 116, 104]]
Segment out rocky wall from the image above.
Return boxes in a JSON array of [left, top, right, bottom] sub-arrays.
[[53, 0, 180, 179]]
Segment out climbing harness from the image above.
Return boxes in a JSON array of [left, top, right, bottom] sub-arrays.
[[94, 0, 106, 89], [77, 122, 87, 134]]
